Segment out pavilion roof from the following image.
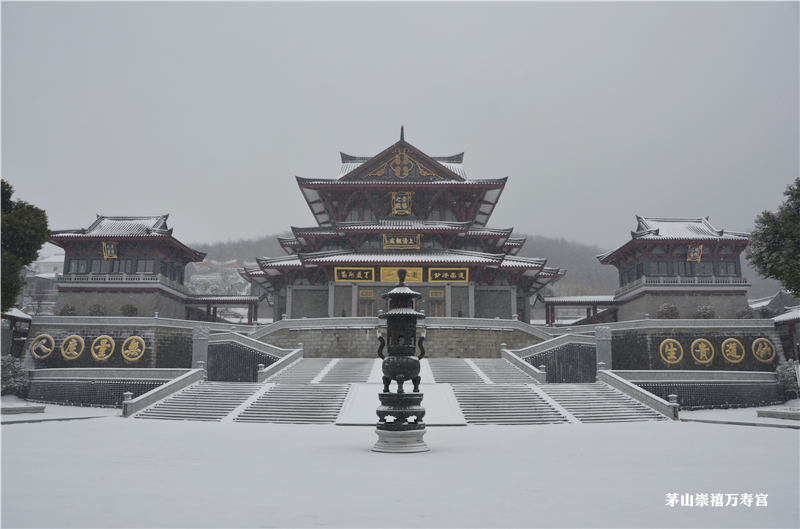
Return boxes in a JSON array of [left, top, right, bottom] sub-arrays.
[[598, 216, 749, 263], [51, 215, 173, 238], [256, 249, 510, 267], [49, 214, 206, 262]]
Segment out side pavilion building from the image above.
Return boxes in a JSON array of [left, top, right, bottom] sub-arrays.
[[241, 133, 565, 322], [50, 215, 264, 323]]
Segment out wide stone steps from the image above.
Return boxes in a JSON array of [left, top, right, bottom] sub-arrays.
[[428, 358, 486, 384], [131, 359, 666, 425], [471, 359, 537, 384], [319, 359, 374, 384], [234, 384, 350, 424], [540, 383, 667, 423], [451, 384, 569, 425], [134, 381, 263, 422], [268, 358, 332, 384]]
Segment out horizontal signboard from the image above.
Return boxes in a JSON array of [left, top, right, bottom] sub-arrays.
[[382, 234, 421, 250], [428, 268, 469, 283], [380, 267, 424, 283], [334, 267, 375, 282]]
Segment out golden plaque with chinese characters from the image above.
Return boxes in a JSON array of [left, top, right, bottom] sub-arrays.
[[690, 339, 714, 364], [751, 338, 776, 363], [721, 338, 745, 363], [659, 339, 683, 364]]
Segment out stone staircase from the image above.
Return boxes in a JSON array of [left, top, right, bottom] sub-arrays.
[[133, 358, 668, 425], [451, 384, 569, 425], [539, 383, 668, 423], [234, 384, 350, 424], [233, 359, 371, 424], [134, 381, 263, 421], [428, 358, 486, 384]]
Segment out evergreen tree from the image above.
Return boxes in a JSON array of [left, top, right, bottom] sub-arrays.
[[746, 179, 800, 297], [1, 180, 50, 313]]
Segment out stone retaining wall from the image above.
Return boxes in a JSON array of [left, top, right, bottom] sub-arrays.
[[24, 320, 193, 369], [261, 325, 544, 358]]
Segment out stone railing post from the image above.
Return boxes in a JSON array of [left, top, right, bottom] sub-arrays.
[[595, 326, 612, 369], [192, 326, 210, 371]]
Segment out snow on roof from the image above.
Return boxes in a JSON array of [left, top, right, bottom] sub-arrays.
[[51, 215, 173, 238], [773, 307, 800, 324], [298, 176, 507, 187], [630, 216, 749, 241], [598, 215, 749, 262], [3, 308, 31, 321], [542, 296, 617, 304]]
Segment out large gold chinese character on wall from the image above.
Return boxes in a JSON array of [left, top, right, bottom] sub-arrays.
[[91, 335, 115, 361], [690, 339, 714, 364], [122, 336, 146, 362], [721, 338, 745, 363], [61, 335, 85, 360], [30, 334, 55, 360], [751, 338, 776, 363], [659, 339, 683, 364]]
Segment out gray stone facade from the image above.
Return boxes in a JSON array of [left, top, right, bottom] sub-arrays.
[[24, 318, 195, 369], [54, 290, 187, 319], [616, 291, 751, 321], [259, 323, 543, 358]]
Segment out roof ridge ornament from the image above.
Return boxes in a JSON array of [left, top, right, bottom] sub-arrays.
[[400, 125, 404, 141]]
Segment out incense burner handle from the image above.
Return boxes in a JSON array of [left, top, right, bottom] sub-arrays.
[[417, 336, 425, 360], [377, 335, 386, 359]]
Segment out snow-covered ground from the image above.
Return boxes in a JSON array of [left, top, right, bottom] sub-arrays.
[[2, 399, 798, 528]]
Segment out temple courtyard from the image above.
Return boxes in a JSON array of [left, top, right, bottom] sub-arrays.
[[2, 399, 798, 528]]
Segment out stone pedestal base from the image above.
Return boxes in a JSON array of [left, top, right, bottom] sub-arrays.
[[372, 428, 429, 453]]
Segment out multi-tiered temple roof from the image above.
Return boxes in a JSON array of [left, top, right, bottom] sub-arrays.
[[241, 132, 564, 321]]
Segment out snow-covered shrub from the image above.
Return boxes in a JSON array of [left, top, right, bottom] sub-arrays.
[[759, 307, 776, 319], [1, 355, 29, 396], [657, 303, 680, 319], [88, 304, 106, 316], [56, 305, 77, 316], [692, 304, 716, 319], [120, 304, 138, 317], [735, 306, 755, 319], [776, 360, 800, 400]]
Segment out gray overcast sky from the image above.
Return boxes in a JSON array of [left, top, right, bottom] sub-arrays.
[[3, 2, 798, 255]]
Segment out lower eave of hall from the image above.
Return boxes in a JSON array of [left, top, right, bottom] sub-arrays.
[[239, 250, 565, 295]]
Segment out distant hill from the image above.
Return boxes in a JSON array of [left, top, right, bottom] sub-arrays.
[[190, 231, 292, 264], [516, 234, 618, 296], [191, 231, 782, 299]]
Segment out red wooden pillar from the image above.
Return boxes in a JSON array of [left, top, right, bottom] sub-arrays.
[[253, 303, 258, 322], [247, 304, 253, 325], [205, 303, 211, 322], [212, 306, 217, 322]]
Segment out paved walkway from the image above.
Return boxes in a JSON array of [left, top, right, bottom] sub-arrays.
[[1, 395, 118, 424]]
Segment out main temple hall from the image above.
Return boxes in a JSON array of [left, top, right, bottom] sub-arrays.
[[240, 131, 565, 323]]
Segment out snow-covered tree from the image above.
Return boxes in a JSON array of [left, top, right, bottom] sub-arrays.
[[746, 178, 800, 297], [1, 180, 50, 312]]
